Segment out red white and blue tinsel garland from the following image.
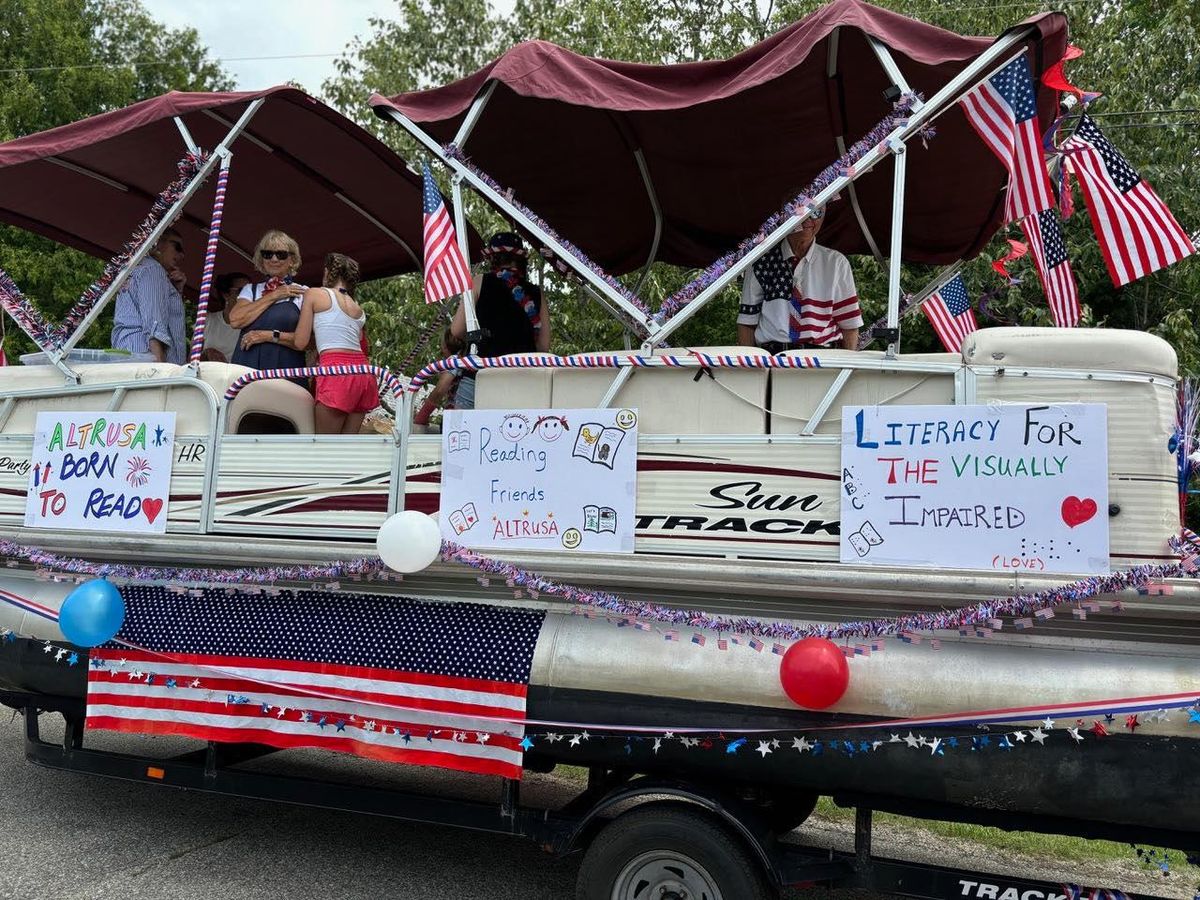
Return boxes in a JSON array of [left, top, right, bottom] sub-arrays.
[[3, 533, 1197, 646], [0, 151, 211, 352], [442, 95, 929, 329]]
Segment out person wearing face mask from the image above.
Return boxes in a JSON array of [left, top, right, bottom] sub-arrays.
[[736, 203, 862, 352], [111, 226, 188, 364], [448, 232, 551, 410], [228, 229, 308, 381]]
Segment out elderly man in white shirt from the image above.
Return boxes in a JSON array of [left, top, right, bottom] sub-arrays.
[[737, 208, 863, 352]]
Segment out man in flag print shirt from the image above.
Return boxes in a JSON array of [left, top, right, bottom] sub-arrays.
[[737, 209, 863, 352]]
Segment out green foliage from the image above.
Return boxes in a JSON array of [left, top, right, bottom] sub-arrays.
[[320, 0, 1199, 375], [0, 0, 231, 360]]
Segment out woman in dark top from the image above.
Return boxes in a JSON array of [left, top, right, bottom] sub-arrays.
[[449, 232, 551, 410], [228, 229, 308, 384]]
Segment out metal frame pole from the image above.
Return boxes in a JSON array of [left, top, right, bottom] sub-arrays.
[[885, 139, 907, 358], [188, 152, 232, 365], [379, 106, 660, 338], [630, 148, 664, 299], [52, 98, 267, 364], [648, 34, 1033, 348], [451, 177, 481, 349]]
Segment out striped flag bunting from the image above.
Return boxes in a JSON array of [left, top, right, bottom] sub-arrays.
[[920, 275, 978, 353], [959, 54, 1055, 223], [422, 164, 473, 303], [1061, 115, 1195, 287], [1021, 207, 1081, 327], [86, 586, 544, 779]]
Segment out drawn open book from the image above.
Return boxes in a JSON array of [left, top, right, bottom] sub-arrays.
[[573, 424, 624, 469], [846, 521, 884, 558], [447, 502, 479, 535], [447, 430, 471, 453], [583, 505, 617, 534]]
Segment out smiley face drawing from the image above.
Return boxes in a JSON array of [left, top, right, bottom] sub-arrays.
[[535, 415, 569, 442], [561, 528, 582, 550], [500, 413, 530, 442], [615, 409, 638, 430]]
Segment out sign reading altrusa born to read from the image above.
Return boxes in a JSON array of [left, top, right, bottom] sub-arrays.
[[840, 404, 1109, 574], [25, 411, 176, 534], [439, 407, 638, 553]]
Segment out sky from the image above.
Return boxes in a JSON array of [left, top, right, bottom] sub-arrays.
[[141, 0, 400, 93]]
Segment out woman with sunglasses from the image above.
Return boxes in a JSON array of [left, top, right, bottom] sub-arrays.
[[228, 229, 307, 381]]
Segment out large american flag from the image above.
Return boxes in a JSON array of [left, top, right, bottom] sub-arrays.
[[920, 275, 978, 353], [1020, 207, 1080, 327], [86, 587, 544, 779], [959, 55, 1054, 224], [1061, 115, 1195, 287], [422, 164, 473, 303]]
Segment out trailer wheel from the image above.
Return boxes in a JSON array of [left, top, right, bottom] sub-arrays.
[[575, 802, 776, 900]]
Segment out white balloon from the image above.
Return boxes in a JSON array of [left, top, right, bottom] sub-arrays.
[[376, 511, 443, 573]]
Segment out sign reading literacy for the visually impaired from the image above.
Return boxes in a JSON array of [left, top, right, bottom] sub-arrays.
[[25, 411, 176, 534], [840, 403, 1109, 574], [439, 407, 638, 553]]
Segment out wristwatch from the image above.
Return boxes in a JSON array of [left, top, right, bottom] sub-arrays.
[[272, 329, 280, 343]]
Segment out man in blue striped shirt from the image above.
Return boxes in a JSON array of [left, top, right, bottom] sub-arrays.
[[111, 228, 187, 364]]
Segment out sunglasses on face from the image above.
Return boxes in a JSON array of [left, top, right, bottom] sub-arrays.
[[260, 249, 292, 261]]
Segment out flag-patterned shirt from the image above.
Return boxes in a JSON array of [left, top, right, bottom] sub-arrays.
[[738, 242, 862, 347]]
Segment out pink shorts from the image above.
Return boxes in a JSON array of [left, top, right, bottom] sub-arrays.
[[316, 350, 378, 414]]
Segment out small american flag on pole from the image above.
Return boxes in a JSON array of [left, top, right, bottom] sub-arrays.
[[422, 164, 473, 303], [959, 55, 1054, 224], [920, 275, 978, 353], [1020, 207, 1080, 327], [87, 586, 544, 779], [1061, 115, 1195, 287]]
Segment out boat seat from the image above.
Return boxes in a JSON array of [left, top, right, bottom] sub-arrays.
[[963, 326, 1177, 377], [550, 346, 772, 434], [474, 358, 553, 410], [770, 349, 957, 435], [225, 378, 315, 434]]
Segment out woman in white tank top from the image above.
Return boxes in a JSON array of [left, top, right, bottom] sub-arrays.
[[292, 253, 378, 434]]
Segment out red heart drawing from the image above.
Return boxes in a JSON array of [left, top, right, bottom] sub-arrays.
[[142, 497, 164, 524], [1061, 496, 1097, 528]]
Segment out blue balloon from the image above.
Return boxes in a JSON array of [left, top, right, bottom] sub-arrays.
[[59, 579, 125, 647]]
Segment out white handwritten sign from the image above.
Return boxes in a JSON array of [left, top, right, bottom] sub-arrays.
[[840, 404, 1109, 574], [439, 407, 638, 553], [25, 412, 176, 534]]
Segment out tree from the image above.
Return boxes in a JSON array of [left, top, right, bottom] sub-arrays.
[[0, 0, 232, 361], [322, 0, 1199, 376]]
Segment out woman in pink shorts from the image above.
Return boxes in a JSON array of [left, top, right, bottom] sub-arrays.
[[291, 253, 378, 434]]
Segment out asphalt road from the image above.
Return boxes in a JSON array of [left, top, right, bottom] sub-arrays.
[[0, 714, 584, 900], [1, 713, 1184, 900]]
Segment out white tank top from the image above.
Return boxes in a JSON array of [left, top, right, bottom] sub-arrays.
[[313, 288, 366, 353]]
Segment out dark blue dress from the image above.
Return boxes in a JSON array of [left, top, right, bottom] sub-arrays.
[[231, 283, 306, 383]]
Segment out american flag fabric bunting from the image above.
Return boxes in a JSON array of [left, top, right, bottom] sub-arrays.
[[1061, 115, 1195, 287], [422, 164, 473, 303], [959, 55, 1055, 223], [1021, 207, 1080, 327], [87, 586, 545, 779], [920, 275, 978, 353]]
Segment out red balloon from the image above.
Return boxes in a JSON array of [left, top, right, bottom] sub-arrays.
[[779, 637, 850, 709]]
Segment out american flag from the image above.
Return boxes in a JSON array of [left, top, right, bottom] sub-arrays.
[[1061, 116, 1195, 287], [1020, 207, 1080, 327], [920, 275, 978, 353], [422, 164, 473, 303], [86, 587, 544, 779], [959, 55, 1054, 224]]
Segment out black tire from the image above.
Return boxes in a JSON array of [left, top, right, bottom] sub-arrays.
[[575, 801, 777, 900], [755, 789, 818, 835]]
